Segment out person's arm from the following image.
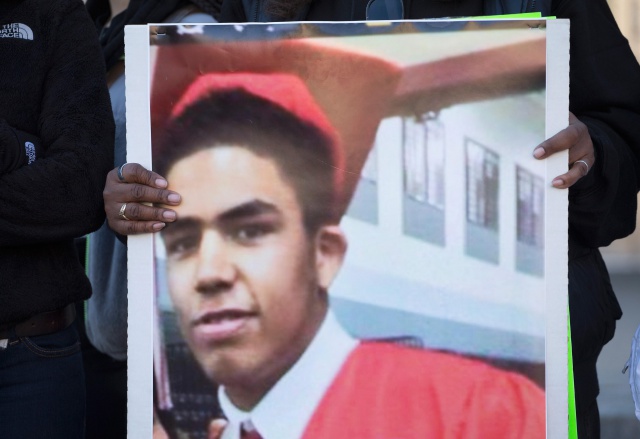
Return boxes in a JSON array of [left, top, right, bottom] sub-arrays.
[[567, 0, 640, 248], [0, 0, 114, 246], [540, 0, 640, 248]]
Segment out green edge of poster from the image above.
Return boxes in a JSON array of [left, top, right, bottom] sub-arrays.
[[568, 309, 578, 439], [461, 12, 558, 20]]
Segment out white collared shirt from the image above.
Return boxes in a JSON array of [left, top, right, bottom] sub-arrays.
[[218, 310, 358, 439]]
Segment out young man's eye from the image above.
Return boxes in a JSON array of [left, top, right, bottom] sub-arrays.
[[165, 235, 199, 258], [231, 224, 273, 243]]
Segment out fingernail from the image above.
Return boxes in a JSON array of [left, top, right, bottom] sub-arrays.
[[152, 222, 166, 231], [552, 178, 564, 187], [533, 148, 545, 159], [167, 193, 181, 203], [163, 211, 176, 220], [155, 178, 168, 188]]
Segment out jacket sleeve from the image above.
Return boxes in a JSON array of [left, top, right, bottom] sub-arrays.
[[556, 0, 640, 248], [0, 0, 114, 246], [0, 118, 43, 175]]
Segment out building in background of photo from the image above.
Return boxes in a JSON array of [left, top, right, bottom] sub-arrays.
[[336, 88, 547, 368], [314, 27, 550, 374]]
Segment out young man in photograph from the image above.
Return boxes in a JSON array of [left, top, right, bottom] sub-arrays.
[[153, 72, 545, 439]]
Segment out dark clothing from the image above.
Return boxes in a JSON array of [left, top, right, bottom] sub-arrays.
[[83, 340, 127, 439], [553, 0, 640, 419], [222, 0, 483, 21], [0, 0, 114, 325], [0, 324, 86, 439], [568, 244, 620, 424], [221, 0, 640, 435], [221, 0, 553, 22]]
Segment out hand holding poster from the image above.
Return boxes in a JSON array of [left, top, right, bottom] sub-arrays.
[[126, 19, 569, 439]]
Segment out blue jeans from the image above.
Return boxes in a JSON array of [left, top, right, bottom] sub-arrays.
[[0, 323, 86, 439]]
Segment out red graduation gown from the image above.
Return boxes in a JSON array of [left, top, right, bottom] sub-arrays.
[[302, 343, 545, 439]]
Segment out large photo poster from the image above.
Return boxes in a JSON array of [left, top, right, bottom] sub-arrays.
[[126, 19, 569, 439]]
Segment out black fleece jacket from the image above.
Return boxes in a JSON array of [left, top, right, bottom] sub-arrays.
[[0, 0, 115, 324]]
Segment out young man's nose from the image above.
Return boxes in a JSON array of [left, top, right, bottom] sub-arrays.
[[194, 231, 236, 293]]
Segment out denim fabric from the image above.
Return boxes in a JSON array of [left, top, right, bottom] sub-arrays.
[[0, 323, 86, 439]]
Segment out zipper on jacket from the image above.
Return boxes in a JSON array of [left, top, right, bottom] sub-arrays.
[[253, 0, 260, 21]]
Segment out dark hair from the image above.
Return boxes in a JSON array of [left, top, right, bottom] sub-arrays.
[[154, 89, 341, 232]]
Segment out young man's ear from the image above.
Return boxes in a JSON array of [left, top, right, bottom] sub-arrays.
[[315, 225, 347, 290]]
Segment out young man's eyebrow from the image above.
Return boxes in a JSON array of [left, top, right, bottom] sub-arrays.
[[160, 217, 202, 237], [217, 199, 281, 223], [161, 200, 281, 239]]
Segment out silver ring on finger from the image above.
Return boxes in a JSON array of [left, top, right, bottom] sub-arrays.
[[119, 203, 131, 221], [573, 159, 589, 175], [117, 163, 129, 182]]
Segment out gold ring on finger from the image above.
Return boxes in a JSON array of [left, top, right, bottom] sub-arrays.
[[119, 203, 131, 221]]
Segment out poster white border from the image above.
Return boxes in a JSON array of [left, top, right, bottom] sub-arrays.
[[125, 19, 570, 438]]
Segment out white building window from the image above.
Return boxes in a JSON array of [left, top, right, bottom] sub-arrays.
[[517, 166, 544, 248], [403, 113, 445, 209], [466, 139, 499, 231]]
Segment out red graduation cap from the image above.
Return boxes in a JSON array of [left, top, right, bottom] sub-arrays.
[[150, 35, 402, 216], [168, 71, 345, 193]]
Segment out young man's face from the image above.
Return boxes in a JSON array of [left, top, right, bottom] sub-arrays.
[[161, 146, 346, 409]]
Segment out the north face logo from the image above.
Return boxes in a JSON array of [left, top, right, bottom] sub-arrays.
[[0, 23, 33, 40], [24, 142, 36, 165]]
